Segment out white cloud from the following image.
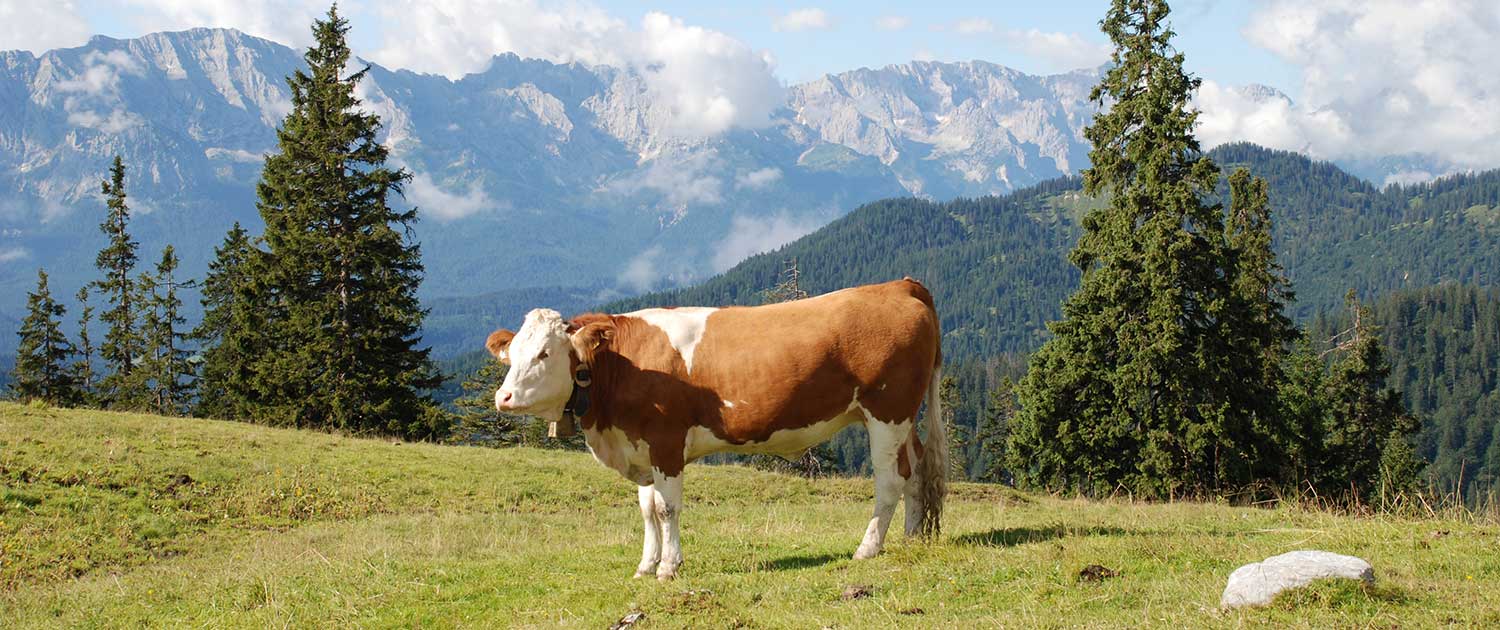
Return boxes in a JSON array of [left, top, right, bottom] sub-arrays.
[[953, 18, 996, 35], [204, 147, 267, 163], [0, 0, 90, 53], [734, 167, 782, 190], [636, 13, 785, 137], [56, 50, 141, 95], [618, 246, 664, 293], [371, 0, 620, 79], [875, 16, 910, 32], [945, 18, 1109, 72], [610, 153, 724, 207], [1005, 29, 1111, 72], [57, 50, 146, 134], [1193, 81, 1351, 156], [372, 2, 783, 138], [0, 247, 30, 264], [618, 245, 699, 293], [1384, 170, 1438, 187], [403, 172, 494, 221], [1204, 0, 1500, 173], [711, 213, 820, 273], [774, 8, 832, 33], [67, 109, 144, 133], [119, 0, 328, 50]]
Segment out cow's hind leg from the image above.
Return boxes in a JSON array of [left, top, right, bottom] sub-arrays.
[[855, 418, 910, 560], [635, 484, 662, 578], [902, 426, 926, 536], [651, 469, 685, 580]]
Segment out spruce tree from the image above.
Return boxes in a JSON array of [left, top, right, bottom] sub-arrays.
[[74, 286, 97, 405], [140, 246, 194, 416], [1317, 292, 1423, 500], [251, 6, 442, 438], [1009, 0, 1266, 497], [975, 377, 1016, 484], [12, 270, 81, 406], [450, 360, 526, 446], [1278, 337, 1328, 487], [94, 155, 147, 408], [193, 223, 263, 420], [1222, 168, 1300, 481], [940, 376, 969, 480]]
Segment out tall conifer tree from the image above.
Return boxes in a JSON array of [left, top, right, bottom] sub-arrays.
[[141, 246, 194, 416], [1278, 338, 1328, 486], [251, 5, 442, 438], [94, 155, 147, 408], [450, 360, 527, 446], [939, 376, 969, 480], [193, 223, 262, 420], [1317, 293, 1423, 500], [975, 377, 1016, 484], [74, 286, 97, 404], [1221, 168, 1301, 481], [1009, 0, 1275, 496], [12, 270, 81, 406]]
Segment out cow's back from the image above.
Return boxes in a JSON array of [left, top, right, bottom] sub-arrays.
[[683, 278, 940, 443]]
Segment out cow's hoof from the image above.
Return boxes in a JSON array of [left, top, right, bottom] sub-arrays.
[[656, 562, 681, 581], [633, 562, 658, 578], [852, 545, 880, 560]]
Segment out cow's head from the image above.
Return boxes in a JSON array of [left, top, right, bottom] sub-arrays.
[[488, 309, 613, 420]]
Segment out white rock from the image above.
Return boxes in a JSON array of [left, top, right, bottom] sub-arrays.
[[1221, 550, 1375, 609]]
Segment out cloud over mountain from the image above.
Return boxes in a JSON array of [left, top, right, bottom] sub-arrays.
[[1197, 0, 1500, 180], [371, 2, 783, 138]]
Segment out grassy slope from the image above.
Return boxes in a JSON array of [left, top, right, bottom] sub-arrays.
[[2, 403, 1497, 628]]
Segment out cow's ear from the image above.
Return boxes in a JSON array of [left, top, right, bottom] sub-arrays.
[[569, 321, 615, 366], [486, 329, 516, 364]]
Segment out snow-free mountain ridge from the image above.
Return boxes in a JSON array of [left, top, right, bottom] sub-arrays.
[[0, 28, 1104, 351], [0, 27, 1457, 357]]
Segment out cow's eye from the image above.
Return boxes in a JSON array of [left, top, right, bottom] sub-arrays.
[[537, 350, 549, 360]]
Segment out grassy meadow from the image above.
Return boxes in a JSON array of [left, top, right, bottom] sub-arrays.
[[2, 401, 1498, 628]]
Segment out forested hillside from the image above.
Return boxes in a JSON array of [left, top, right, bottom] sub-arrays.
[[1310, 285, 1500, 502], [1217, 145, 1500, 318], [608, 177, 1085, 358], [424, 285, 602, 360]]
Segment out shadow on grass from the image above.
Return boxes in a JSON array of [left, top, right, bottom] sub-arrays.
[[755, 552, 846, 572], [953, 524, 1132, 547]]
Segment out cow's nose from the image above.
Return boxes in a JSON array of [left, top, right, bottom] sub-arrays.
[[496, 390, 515, 409]]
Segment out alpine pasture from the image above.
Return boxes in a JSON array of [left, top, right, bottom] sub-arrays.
[[3, 402, 1496, 628]]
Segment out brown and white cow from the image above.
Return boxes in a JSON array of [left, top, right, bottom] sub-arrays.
[[485, 278, 947, 580]]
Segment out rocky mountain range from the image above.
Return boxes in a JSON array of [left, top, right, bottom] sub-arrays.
[[0, 28, 1103, 346], [0, 27, 1453, 358]]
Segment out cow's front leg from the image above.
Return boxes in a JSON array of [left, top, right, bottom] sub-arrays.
[[635, 484, 662, 578], [651, 468, 685, 580]]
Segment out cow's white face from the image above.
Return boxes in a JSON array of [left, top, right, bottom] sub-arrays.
[[495, 309, 574, 420]]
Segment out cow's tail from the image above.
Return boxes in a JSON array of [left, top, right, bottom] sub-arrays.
[[916, 346, 948, 538]]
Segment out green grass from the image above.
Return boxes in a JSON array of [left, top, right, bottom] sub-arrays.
[[3, 402, 1498, 628]]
